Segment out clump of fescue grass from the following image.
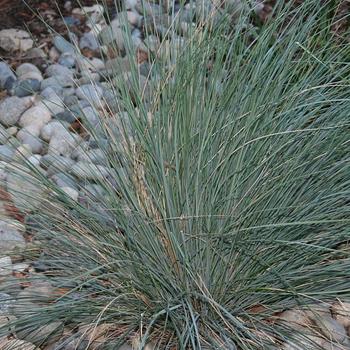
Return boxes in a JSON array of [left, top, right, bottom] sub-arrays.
[[2, 0, 350, 348]]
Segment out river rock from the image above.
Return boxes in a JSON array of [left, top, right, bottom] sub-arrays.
[[76, 56, 105, 73], [0, 29, 33, 52], [51, 172, 77, 189], [70, 161, 110, 180], [46, 64, 74, 78], [0, 144, 14, 161], [7, 168, 45, 211], [58, 53, 76, 68], [47, 126, 81, 157], [16, 63, 42, 79], [41, 75, 75, 90], [76, 84, 103, 102], [40, 121, 69, 142], [19, 105, 52, 136], [40, 87, 65, 114], [0, 96, 33, 126], [0, 62, 16, 89], [0, 257, 12, 277], [79, 31, 99, 51], [277, 308, 312, 332], [53, 35, 76, 54], [332, 300, 350, 328], [44, 156, 76, 176], [13, 79, 41, 97], [98, 23, 127, 51], [0, 292, 13, 316], [16, 129, 43, 154], [60, 186, 79, 201], [76, 148, 106, 165], [0, 221, 26, 254], [310, 314, 347, 344]]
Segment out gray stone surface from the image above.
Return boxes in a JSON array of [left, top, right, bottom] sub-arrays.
[[79, 31, 99, 51], [0, 62, 16, 89], [0, 96, 32, 126], [0, 221, 26, 254], [0, 29, 33, 52], [0, 292, 13, 315], [53, 36, 76, 54]]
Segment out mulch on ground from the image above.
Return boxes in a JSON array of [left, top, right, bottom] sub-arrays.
[[0, 0, 116, 30]]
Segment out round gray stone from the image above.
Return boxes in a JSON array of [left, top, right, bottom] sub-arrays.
[[79, 31, 99, 51], [76, 84, 103, 102], [13, 79, 41, 97], [0, 96, 32, 126], [58, 53, 76, 68], [0, 62, 16, 89], [53, 36, 76, 54], [0, 221, 26, 253]]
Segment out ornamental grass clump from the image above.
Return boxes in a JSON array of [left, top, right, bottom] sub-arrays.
[[1, 0, 350, 349]]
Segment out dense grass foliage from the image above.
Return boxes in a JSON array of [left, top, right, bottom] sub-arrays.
[[3, 0, 350, 348]]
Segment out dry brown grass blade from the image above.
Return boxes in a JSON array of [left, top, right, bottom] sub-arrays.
[[131, 144, 181, 278]]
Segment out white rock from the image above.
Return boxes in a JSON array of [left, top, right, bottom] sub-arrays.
[[40, 87, 65, 115], [13, 262, 29, 272], [71, 161, 110, 180], [0, 125, 11, 145], [48, 132, 81, 157], [0, 161, 7, 183], [16, 63, 41, 78], [0, 96, 33, 126], [73, 4, 104, 16], [13, 144, 32, 161], [16, 129, 43, 154], [76, 84, 103, 104], [0, 29, 33, 52], [46, 64, 73, 78], [0, 220, 26, 254], [76, 57, 105, 72], [125, 0, 138, 10], [332, 301, 350, 329], [7, 167, 45, 211], [28, 154, 42, 167], [0, 256, 12, 277], [310, 315, 347, 344], [78, 72, 101, 85], [60, 186, 79, 201], [19, 105, 52, 136], [49, 46, 60, 61], [6, 126, 18, 136], [115, 11, 142, 27], [40, 121, 68, 142], [278, 309, 312, 331], [19, 71, 43, 82]]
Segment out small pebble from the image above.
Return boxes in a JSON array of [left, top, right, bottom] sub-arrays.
[[79, 31, 99, 51], [0, 96, 33, 126], [53, 35, 76, 54], [0, 256, 12, 277], [13, 79, 41, 97], [76, 84, 103, 102], [0, 62, 16, 89], [58, 52, 76, 68], [60, 186, 79, 201]]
